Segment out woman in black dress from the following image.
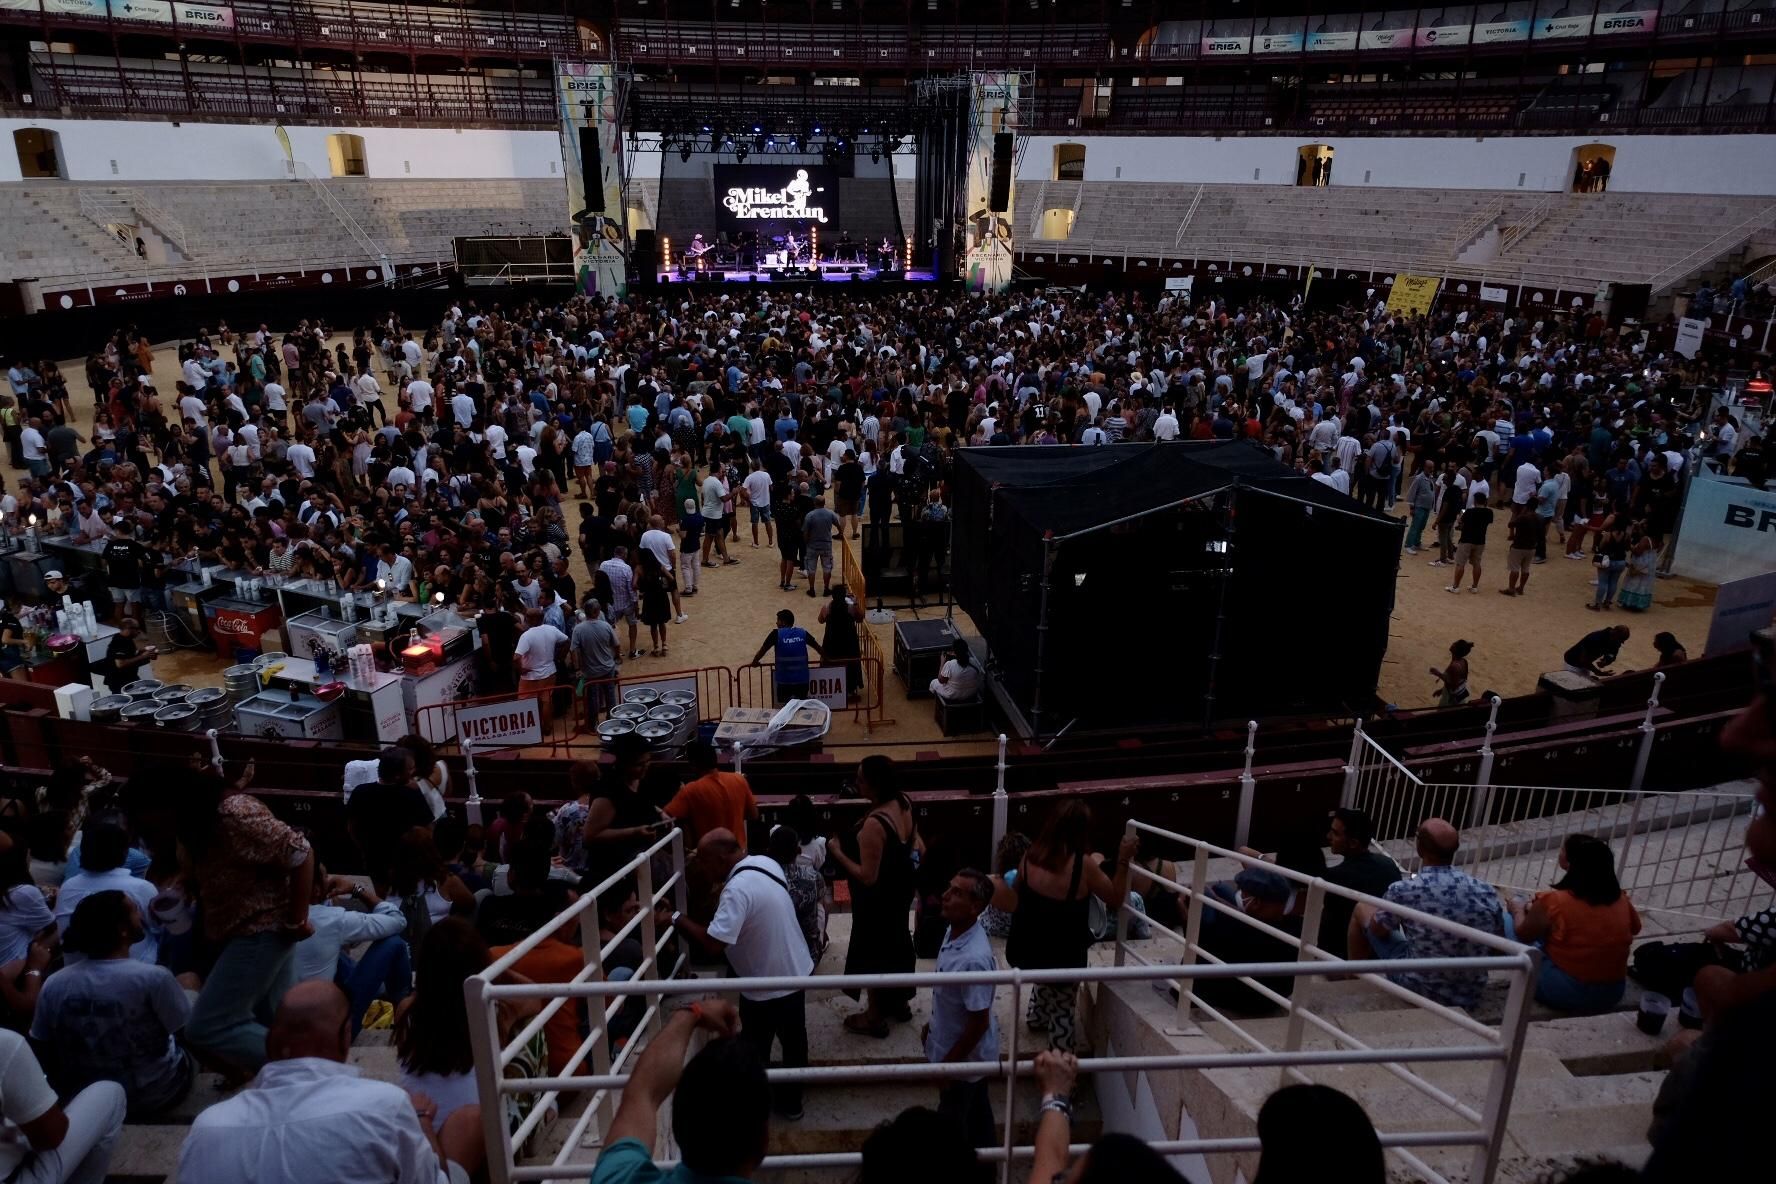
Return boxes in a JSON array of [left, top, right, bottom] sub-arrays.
[[827, 755, 920, 1037], [817, 583, 865, 699], [637, 549, 673, 657], [994, 800, 1136, 1051], [580, 732, 670, 888]]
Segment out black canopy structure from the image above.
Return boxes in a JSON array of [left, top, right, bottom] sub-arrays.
[[950, 441, 1404, 737]]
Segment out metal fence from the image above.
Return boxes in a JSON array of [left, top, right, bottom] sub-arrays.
[[464, 819, 1537, 1184], [1341, 679, 1771, 932]]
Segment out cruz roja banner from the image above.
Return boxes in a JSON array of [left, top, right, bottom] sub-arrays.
[[1674, 473, 1776, 586]]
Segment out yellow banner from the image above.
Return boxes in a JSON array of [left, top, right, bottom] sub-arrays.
[[1386, 273, 1441, 316]]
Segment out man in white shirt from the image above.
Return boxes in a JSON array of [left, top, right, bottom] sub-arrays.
[[178, 981, 479, 1184], [1152, 406, 1180, 441], [449, 389, 476, 429], [639, 515, 676, 581], [178, 389, 208, 429], [1511, 458, 1542, 507], [672, 828, 813, 1120], [515, 607, 568, 721], [406, 377, 434, 413], [286, 437, 317, 479], [354, 372, 384, 423], [19, 417, 49, 477], [53, 822, 160, 964], [930, 640, 982, 702], [0, 1029, 124, 1184], [263, 380, 287, 419]]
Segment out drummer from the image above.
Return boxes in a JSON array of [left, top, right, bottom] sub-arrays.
[[93, 615, 157, 694]]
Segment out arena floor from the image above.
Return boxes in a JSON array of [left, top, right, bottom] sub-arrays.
[[38, 334, 1722, 747]]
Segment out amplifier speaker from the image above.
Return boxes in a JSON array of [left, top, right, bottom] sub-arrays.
[[631, 229, 656, 285], [579, 127, 604, 212], [988, 132, 1013, 213]]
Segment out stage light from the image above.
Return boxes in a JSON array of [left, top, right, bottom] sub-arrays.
[[735, 145, 748, 162], [752, 125, 762, 133], [679, 144, 692, 162], [904, 235, 912, 271], [660, 235, 671, 274], [1204, 540, 1229, 553], [812, 124, 822, 134]]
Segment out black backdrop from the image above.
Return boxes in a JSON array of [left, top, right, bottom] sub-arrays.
[[951, 443, 1402, 733]]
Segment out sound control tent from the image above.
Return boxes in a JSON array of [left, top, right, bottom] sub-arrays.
[[950, 442, 1402, 736]]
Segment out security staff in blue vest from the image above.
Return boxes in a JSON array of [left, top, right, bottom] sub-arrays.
[[751, 609, 824, 705]]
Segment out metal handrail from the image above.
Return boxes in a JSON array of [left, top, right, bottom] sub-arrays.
[[1496, 191, 1564, 257], [1173, 182, 1206, 250], [1646, 201, 1776, 294], [292, 162, 393, 279], [1445, 195, 1505, 260], [466, 813, 1536, 1184]]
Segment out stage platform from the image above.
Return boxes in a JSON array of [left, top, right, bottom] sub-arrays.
[[656, 264, 941, 285]]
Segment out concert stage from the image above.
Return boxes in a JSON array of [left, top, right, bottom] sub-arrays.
[[655, 263, 941, 285]]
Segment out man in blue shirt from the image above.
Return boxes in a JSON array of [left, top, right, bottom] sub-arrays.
[[924, 868, 1000, 1147], [585, 997, 764, 1184], [751, 609, 823, 704]]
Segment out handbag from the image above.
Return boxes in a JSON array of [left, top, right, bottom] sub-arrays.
[[1628, 939, 1741, 999]]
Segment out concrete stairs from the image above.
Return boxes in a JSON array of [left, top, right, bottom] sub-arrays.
[[1092, 959, 1672, 1184]]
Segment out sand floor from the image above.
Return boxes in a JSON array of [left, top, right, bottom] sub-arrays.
[[25, 334, 1720, 749]]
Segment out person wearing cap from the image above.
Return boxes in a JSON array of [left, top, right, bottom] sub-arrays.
[[1190, 866, 1304, 1013]]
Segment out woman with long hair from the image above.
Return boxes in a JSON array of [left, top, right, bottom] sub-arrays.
[[1509, 833, 1641, 1012], [394, 918, 537, 1137], [817, 583, 865, 700], [992, 800, 1136, 1051], [1429, 639, 1473, 707], [388, 826, 474, 937], [827, 755, 921, 1037]]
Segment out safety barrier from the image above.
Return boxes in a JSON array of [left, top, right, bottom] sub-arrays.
[[1342, 682, 1772, 932], [735, 655, 891, 731], [465, 820, 1537, 1184]]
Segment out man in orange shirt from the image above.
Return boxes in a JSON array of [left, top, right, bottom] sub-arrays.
[[664, 740, 759, 848]]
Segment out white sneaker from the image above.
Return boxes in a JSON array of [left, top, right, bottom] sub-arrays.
[[674, 614, 689, 624], [1445, 586, 1459, 594], [1405, 546, 1420, 555]]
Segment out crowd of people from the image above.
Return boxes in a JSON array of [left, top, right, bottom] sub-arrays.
[[0, 280, 1758, 708], [0, 282, 1765, 1182]]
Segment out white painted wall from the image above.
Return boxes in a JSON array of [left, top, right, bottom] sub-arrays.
[[1020, 133, 1776, 196], [0, 118, 562, 183]]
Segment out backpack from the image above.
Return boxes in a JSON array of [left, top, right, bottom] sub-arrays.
[[399, 889, 434, 946], [1628, 940, 1740, 999]]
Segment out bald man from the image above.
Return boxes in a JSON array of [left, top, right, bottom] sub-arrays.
[[1347, 818, 1508, 1009], [670, 828, 814, 1121], [179, 982, 484, 1184]]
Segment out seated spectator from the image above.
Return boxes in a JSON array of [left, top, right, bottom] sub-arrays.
[[179, 981, 483, 1184], [488, 877, 587, 1076], [0, 844, 55, 968], [1255, 1083, 1383, 1184], [31, 891, 192, 1117], [859, 1107, 987, 1184], [1347, 818, 1507, 1009], [929, 639, 981, 702], [1028, 1051, 1187, 1184], [1194, 868, 1305, 1013], [585, 997, 759, 1184], [51, 820, 159, 965], [0, 1027, 124, 1184], [1317, 808, 1403, 957], [476, 837, 576, 950], [1509, 834, 1641, 1012], [395, 919, 543, 1137], [594, 881, 654, 1044], [1685, 901, 1776, 1023], [389, 827, 475, 941], [292, 863, 411, 1036]]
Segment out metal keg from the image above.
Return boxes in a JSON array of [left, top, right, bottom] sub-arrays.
[[622, 687, 660, 708], [153, 683, 195, 704], [609, 702, 649, 721], [660, 689, 697, 709], [634, 719, 675, 749], [89, 694, 133, 725], [120, 701, 162, 724], [153, 703, 200, 731], [122, 678, 164, 700], [596, 718, 636, 745], [185, 687, 230, 730], [222, 664, 262, 705]]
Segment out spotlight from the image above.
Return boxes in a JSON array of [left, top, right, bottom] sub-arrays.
[[735, 145, 748, 162], [812, 124, 822, 134]]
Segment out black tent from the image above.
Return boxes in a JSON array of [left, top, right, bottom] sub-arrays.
[[950, 441, 1403, 735]]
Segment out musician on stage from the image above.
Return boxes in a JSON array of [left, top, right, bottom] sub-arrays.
[[837, 230, 855, 262], [879, 236, 895, 269], [785, 232, 804, 264]]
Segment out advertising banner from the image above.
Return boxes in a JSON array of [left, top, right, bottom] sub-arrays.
[[557, 61, 625, 296], [1674, 317, 1707, 359], [711, 164, 840, 235], [1386, 274, 1442, 315], [1594, 9, 1658, 34], [1201, 36, 1251, 56], [1359, 26, 1414, 49], [964, 71, 1018, 292], [1306, 29, 1359, 51], [1534, 15, 1594, 39], [1474, 20, 1532, 42], [454, 697, 544, 750], [1481, 283, 1512, 304], [807, 668, 850, 710], [1675, 475, 1776, 585], [1414, 24, 1473, 47], [1704, 571, 1776, 656], [1254, 31, 1305, 54]]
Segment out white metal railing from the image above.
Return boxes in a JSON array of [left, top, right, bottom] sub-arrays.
[[1646, 200, 1776, 294], [1173, 182, 1205, 250], [1342, 688, 1772, 933], [465, 819, 1536, 1184], [1445, 195, 1505, 260], [292, 162, 394, 279], [1494, 191, 1564, 257], [127, 187, 196, 259], [1120, 822, 1536, 1184]]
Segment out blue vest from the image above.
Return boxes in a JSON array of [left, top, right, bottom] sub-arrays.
[[774, 627, 810, 684]]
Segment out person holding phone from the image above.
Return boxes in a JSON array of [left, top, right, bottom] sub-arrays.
[[579, 733, 669, 887]]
